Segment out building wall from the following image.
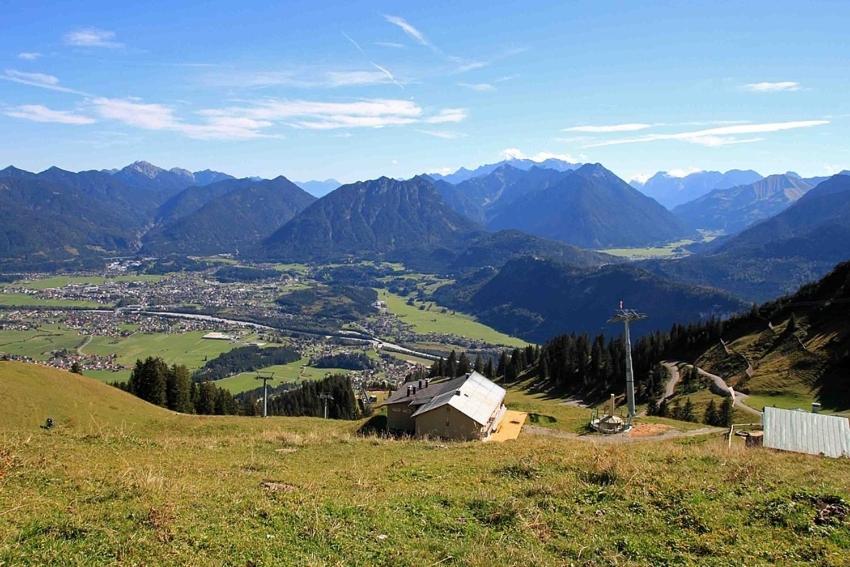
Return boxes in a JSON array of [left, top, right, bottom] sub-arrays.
[[415, 405, 481, 441], [386, 402, 416, 433]]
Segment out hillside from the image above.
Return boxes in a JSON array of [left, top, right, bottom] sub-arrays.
[[142, 177, 316, 255], [673, 174, 813, 233], [634, 169, 762, 209], [0, 362, 172, 430], [434, 257, 745, 342], [665, 261, 850, 413], [652, 173, 850, 301], [0, 176, 142, 265], [488, 164, 689, 248], [261, 175, 480, 262], [1, 361, 849, 564]]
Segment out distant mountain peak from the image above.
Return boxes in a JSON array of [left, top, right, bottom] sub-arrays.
[[124, 161, 166, 178]]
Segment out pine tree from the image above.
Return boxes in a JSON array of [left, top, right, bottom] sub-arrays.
[[539, 355, 549, 380], [457, 352, 470, 376], [704, 399, 718, 426], [70, 361, 83, 374], [446, 350, 458, 378], [682, 398, 696, 422], [484, 358, 494, 378], [647, 398, 658, 416], [473, 354, 484, 374], [497, 351, 507, 377], [719, 397, 733, 427], [166, 364, 193, 413], [657, 398, 669, 417]]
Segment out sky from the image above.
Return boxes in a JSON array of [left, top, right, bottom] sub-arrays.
[[1, 0, 849, 183]]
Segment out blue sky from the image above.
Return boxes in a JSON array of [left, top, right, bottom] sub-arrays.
[[2, 0, 848, 182]]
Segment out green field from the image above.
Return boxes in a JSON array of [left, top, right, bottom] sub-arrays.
[[0, 293, 101, 308], [0, 326, 86, 359], [83, 331, 252, 372], [9, 274, 164, 289], [2, 362, 849, 565], [215, 357, 353, 394], [378, 290, 526, 347]]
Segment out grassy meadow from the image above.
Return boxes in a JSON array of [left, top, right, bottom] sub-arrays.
[[378, 290, 527, 347], [1, 362, 849, 565]]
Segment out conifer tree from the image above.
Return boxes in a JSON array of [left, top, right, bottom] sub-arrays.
[[704, 399, 718, 426], [719, 397, 734, 427]]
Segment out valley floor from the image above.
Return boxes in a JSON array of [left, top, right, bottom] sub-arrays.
[[2, 363, 849, 565]]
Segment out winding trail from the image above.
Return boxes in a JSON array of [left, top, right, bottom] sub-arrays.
[[76, 334, 92, 355], [663, 360, 762, 417]]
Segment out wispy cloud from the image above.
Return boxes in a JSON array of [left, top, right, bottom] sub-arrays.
[[325, 70, 395, 87], [384, 15, 432, 48], [17, 52, 42, 61], [416, 129, 466, 139], [743, 81, 801, 92], [4, 104, 95, 125], [424, 108, 467, 124], [64, 27, 123, 48], [1, 69, 88, 95], [341, 31, 404, 89], [584, 119, 829, 147], [458, 82, 495, 92], [501, 148, 578, 163], [90, 97, 273, 140], [374, 41, 406, 49], [564, 123, 652, 133], [200, 98, 465, 132]]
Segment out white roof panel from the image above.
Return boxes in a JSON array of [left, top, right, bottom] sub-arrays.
[[763, 407, 850, 458], [411, 371, 506, 425]]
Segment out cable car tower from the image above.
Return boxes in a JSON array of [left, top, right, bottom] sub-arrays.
[[608, 301, 647, 419], [255, 371, 274, 417]]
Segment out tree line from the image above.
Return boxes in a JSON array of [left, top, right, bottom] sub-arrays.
[[114, 357, 239, 415], [194, 345, 300, 381]]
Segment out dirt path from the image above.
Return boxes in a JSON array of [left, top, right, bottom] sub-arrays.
[[661, 361, 681, 400], [524, 424, 724, 444], [669, 361, 763, 417], [76, 334, 92, 355]]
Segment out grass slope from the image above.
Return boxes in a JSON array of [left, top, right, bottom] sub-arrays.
[[0, 362, 171, 430], [0, 326, 86, 359], [379, 289, 526, 347], [1, 362, 849, 565]]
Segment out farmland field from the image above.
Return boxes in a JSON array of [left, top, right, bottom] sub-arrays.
[[378, 290, 527, 347], [0, 326, 85, 359], [215, 356, 353, 394], [83, 331, 254, 372], [8, 274, 164, 289], [0, 293, 101, 308]]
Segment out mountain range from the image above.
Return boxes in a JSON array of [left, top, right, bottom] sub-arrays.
[[632, 169, 763, 209], [428, 157, 580, 184], [650, 172, 850, 301], [295, 179, 342, 198], [673, 173, 814, 233]]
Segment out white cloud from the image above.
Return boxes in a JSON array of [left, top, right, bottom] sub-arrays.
[[17, 52, 42, 60], [383, 15, 430, 47], [2, 69, 87, 95], [667, 167, 703, 177], [564, 123, 652, 133], [584, 120, 829, 147], [374, 41, 406, 49], [743, 81, 800, 92], [425, 108, 467, 124], [64, 28, 123, 48], [500, 148, 578, 163], [91, 97, 273, 140], [325, 70, 393, 87], [458, 82, 495, 92], [416, 129, 466, 139], [629, 172, 653, 185], [5, 104, 95, 125]]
